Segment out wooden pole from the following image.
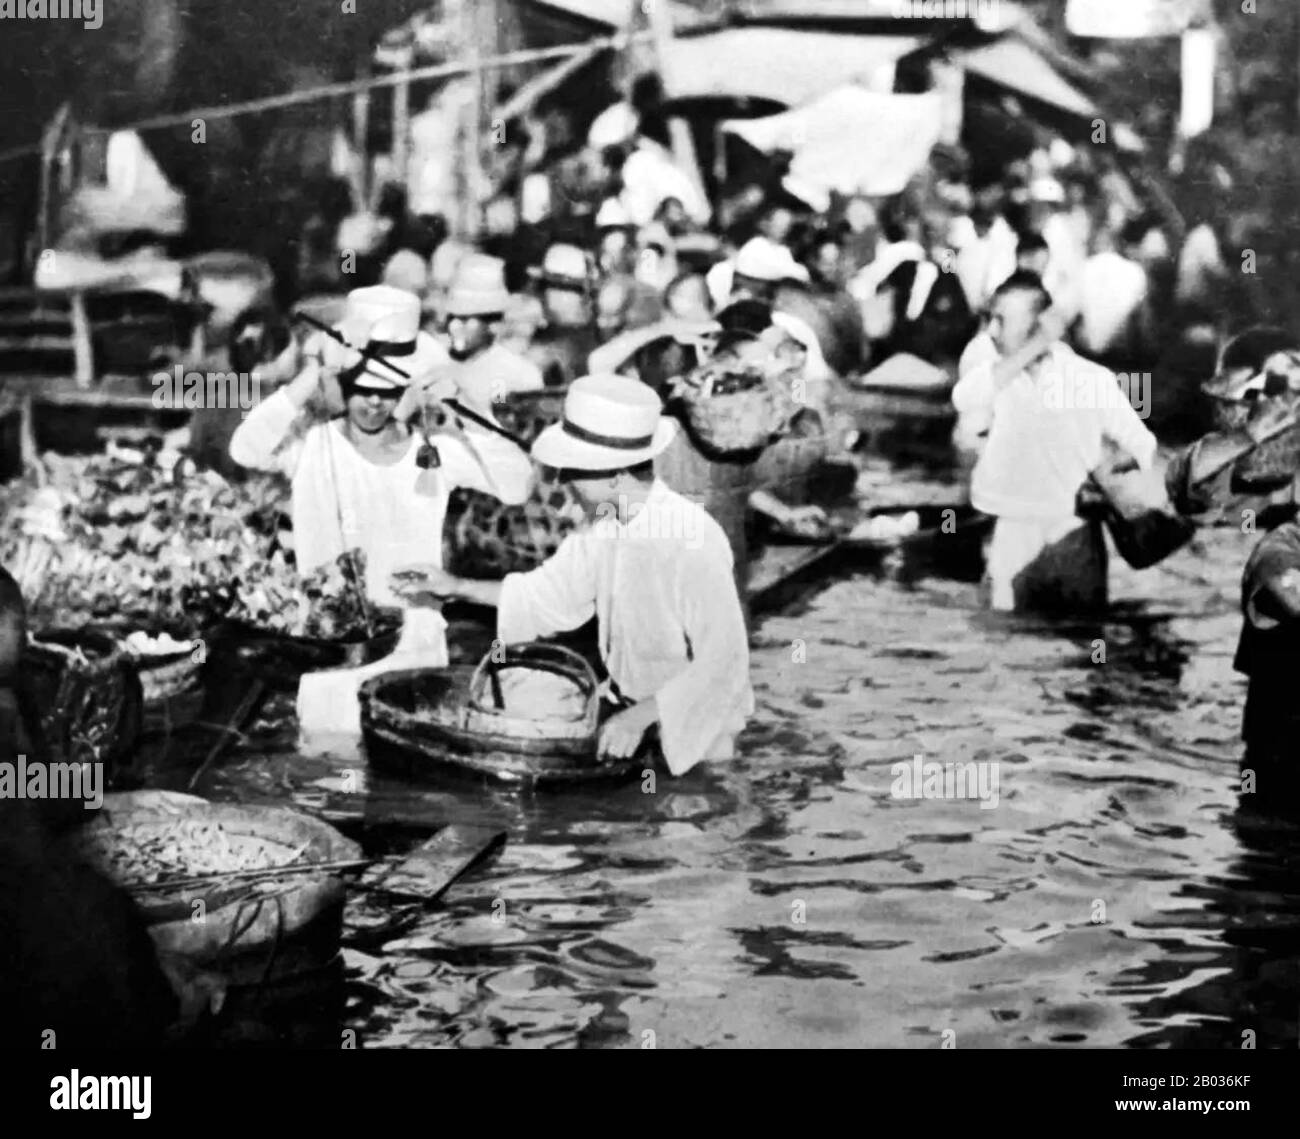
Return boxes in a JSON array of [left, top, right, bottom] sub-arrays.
[[353, 57, 371, 209], [391, 47, 412, 194], [643, 0, 709, 214]]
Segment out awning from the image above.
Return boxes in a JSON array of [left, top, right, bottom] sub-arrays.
[[722, 86, 944, 198], [662, 28, 926, 104], [955, 38, 1098, 118]]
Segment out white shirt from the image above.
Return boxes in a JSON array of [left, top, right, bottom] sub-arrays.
[[497, 480, 754, 776], [1077, 251, 1149, 358], [229, 388, 534, 607], [951, 343, 1157, 520]]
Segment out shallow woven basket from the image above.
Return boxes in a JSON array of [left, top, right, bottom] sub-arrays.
[[71, 790, 359, 979]]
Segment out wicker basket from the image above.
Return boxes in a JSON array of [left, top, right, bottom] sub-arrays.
[[360, 643, 645, 785], [678, 362, 792, 456], [70, 790, 358, 986], [24, 629, 142, 778]]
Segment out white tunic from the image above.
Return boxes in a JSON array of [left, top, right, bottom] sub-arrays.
[[496, 480, 754, 777], [951, 343, 1157, 521]]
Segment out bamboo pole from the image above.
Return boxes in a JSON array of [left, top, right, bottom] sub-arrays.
[[392, 47, 412, 189], [644, 0, 709, 213], [495, 42, 609, 124], [353, 57, 371, 208]]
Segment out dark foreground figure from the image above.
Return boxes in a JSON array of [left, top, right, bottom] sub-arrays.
[[0, 568, 178, 1050]]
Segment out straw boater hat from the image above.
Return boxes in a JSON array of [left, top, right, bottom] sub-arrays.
[[528, 243, 595, 291], [444, 253, 511, 319], [531, 374, 677, 471], [324, 285, 447, 391]]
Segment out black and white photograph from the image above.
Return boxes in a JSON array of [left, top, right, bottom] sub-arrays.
[[0, 0, 1293, 1106]]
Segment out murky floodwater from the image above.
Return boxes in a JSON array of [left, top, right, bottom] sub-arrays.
[[177, 520, 1300, 1049]]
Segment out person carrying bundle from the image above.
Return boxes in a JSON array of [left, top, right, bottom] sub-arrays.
[[390, 374, 753, 776], [228, 285, 534, 748]]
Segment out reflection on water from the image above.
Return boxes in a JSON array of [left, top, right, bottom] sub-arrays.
[[179, 524, 1300, 1048]]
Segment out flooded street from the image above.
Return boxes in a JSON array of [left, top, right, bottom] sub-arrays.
[[184, 522, 1300, 1049]]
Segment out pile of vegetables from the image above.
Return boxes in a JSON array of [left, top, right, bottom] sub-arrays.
[[0, 445, 371, 640], [230, 547, 378, 640]]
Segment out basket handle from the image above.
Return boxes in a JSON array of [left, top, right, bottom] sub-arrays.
[[469, 641, 600, 704]]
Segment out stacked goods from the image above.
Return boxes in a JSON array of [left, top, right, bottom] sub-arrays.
[[0, 449, 382, 641], [0, 448, 288, 637], [228, 548, 382, 641]]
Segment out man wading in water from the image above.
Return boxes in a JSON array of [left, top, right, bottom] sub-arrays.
[[390, 374, 754, 775], [952, 271, 1158, 612]]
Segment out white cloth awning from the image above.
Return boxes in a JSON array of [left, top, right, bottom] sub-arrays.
[[722, 86, 944, 198], [955, 38, 1097, 118], [663, 28, 925, 104]]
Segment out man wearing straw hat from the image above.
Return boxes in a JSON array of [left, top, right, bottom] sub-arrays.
[[402, 253, 543, 422], [230, 285, 535, 750], [392, 374, 754, 776]]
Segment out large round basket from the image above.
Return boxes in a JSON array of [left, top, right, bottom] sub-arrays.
[[68, 790, 359, 990], [360, 643, 643, 786], [24, 628, 142, 780]]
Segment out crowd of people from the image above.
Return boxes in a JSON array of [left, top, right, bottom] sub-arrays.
[[10, 68, 1300, 1049]]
